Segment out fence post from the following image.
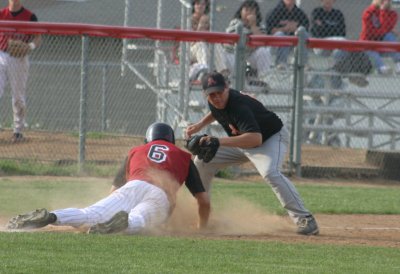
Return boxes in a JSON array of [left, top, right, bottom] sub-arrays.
[[208, 0, 216, 72], [101, 64, 108, 131], [233, 22, 246, 91], [79, 35, 89, 172], [180, 1, 192, 130], [121, 0, 131, 77], [293, 27, 307, 177], [155, 0, 164, 122], [288, 39, 298, 176]]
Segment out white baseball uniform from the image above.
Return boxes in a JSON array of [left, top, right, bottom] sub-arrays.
[[53, 180, 170, 233], [0, 5, 38, 134]]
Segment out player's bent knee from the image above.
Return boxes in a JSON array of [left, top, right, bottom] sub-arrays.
[[126, 214, 146, 234], [263, 169, 284, 184]]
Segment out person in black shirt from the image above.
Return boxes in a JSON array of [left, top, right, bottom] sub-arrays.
[[265, 0, 309, 69], [311, 0, 345, 39], [185, 72, 319, 236], [310, 0, 370, 88], [309, 0, 347, 92]]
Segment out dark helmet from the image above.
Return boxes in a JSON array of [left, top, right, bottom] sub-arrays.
[[145, 122, 175, 144]]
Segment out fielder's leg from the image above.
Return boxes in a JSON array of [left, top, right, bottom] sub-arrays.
[[245, 126, 319, 235], [194, 146, 247, 193], [8, 55, 29, 137]]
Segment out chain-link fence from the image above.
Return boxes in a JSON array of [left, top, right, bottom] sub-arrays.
[[1, 0, 397, 37], [0, 0, 400, 179]]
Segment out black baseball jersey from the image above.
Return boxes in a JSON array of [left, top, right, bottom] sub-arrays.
[[209, 89, 283, 142]]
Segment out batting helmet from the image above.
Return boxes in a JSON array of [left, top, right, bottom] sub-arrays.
[[145, 122, 175, 144]]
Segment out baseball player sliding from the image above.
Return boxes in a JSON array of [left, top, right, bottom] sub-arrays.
[[7, 123, 211, 234], [0, 0, 41, 142], [185, 71, 319, 235]]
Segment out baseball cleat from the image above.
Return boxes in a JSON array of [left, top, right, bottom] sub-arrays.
[[87, 211, 129, 234], [296, 215, 319, 236], [7, 208, 54, 229]]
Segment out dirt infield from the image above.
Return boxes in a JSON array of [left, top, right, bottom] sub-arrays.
[[0, 129, 377, 169], [1, 130, 399, 248], [1, 177, 399, 248], [1, 213, 399, 248]]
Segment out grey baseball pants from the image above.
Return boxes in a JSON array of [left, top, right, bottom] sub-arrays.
[[194, 126, 311, 224]]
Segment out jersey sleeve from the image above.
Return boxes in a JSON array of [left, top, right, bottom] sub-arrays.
[[112, 157, 128, 188], [299, 10, 310, 31], [265, 8, 280, 34], [184, 160, 206, 195]]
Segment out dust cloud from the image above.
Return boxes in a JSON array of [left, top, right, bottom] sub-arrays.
[[166, 189, 292, 236]]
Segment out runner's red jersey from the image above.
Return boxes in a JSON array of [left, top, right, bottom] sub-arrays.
[[126, 140, 191, 185], [0, 7, 35, 51]]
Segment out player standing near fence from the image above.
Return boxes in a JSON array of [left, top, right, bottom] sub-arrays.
[[0, 0, 41, 142], [7, 123, 211, 234], [185, 72, 319, 235]]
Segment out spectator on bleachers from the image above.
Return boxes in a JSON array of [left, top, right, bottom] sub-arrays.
[[310, 0, 347, 89], [224, 0, 272, 87], [310, 0, 371, 88], [191, 0, 209, 30], [311, 0, 346, 40], [265, 0, 309, 70], [360, 0, 400, 75], [189, 0, 228, 82]]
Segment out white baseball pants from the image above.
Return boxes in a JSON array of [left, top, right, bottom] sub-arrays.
[[52, 180, 170, 234], [0, 51, 29, 133], [194, 127, 311, 224], [190, 42, 228, 73], [224, 46, 272, 77]]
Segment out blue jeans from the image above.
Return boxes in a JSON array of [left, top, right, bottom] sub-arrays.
[[311, 46, 347, 90], [366, 32, 400, 71], [272, 31, 309, 66]]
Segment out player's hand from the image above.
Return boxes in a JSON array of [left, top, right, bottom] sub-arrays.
[[315, 19, 322, 26], [185, 122, 202, 139], [380, 0, 391, 10], [246, 14, 257, 27], [285, 21, 299, 32]]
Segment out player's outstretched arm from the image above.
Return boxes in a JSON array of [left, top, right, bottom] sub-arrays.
[[110, 157, 128, 193], [184, 160, 211, 229], [194, 192, 210, 229]]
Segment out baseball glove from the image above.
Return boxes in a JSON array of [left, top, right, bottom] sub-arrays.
[[7, 39, 31, 58], [185, 134, 220, 163]]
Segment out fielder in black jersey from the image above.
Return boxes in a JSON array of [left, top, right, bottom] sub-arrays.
[[210, 88, 283, 143], [185, 72, 319, 236]]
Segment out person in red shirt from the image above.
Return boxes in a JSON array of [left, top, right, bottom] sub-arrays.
[[0, 0, 41, 142], [360, 0, 400, 74], [7, 123, 211, 234]]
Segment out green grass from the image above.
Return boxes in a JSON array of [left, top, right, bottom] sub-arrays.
[[2, 178, 400, 217], [0, 159, 119, 177], [0, 233, 399, 274], [212, 181, 400, 215], [0, 178, 110, 216], [1, 177, 400, 273]]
